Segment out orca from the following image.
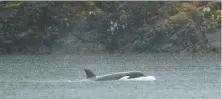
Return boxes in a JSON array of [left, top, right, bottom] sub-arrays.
[[84, 69, 146, 81]]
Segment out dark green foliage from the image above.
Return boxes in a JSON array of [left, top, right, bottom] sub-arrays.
[[0, 1, 220, 54]]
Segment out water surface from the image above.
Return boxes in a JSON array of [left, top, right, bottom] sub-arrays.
[[0, 54, 220, 99]]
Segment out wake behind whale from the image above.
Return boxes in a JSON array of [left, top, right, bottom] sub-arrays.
[[84, 69, 156, 81], [9, 69, 156, 83]]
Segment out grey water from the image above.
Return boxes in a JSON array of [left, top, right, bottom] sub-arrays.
[[0, 54, 220, 99]]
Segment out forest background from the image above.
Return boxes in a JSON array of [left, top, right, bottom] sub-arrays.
[[0, 1, 221, 54]]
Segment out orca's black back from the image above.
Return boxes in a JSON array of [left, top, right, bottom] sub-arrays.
[[94, 71, 144, 81]]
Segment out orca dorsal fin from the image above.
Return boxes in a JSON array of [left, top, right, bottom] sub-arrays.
[[84, 69, 96, 78]]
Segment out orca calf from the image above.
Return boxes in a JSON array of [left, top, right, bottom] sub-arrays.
[[84, 69, 155, 81]]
